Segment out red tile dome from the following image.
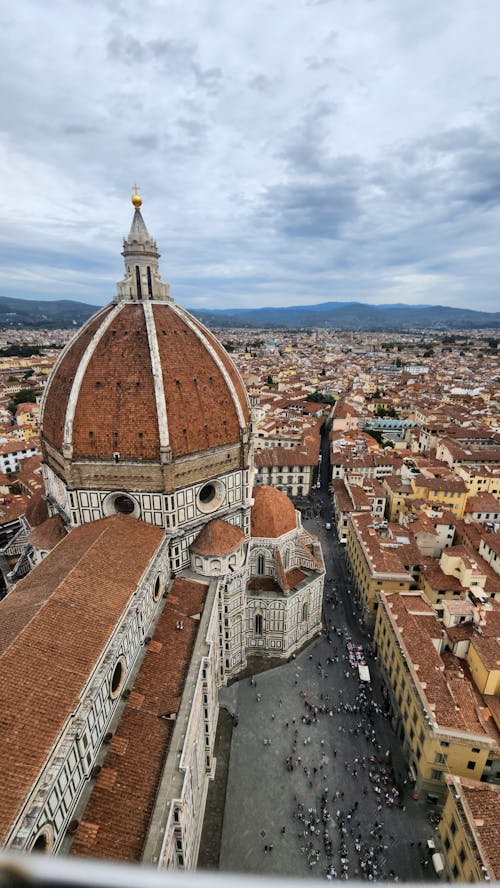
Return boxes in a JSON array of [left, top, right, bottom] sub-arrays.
[[251, 485, 297, 538], [41, 300, 250, 463], [191, 518, 245, 556]]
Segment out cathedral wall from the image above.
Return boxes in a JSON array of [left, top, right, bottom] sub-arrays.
[[42, 438, 250, 495], [143, 583, 220, 870], [246, 575, 323, 658], [43, 463, 251, 536], [220, 568, 249, 680], [8, 541, 170, 854]]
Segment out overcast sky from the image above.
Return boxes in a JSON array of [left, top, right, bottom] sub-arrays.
[[1, 0, 500, 312]]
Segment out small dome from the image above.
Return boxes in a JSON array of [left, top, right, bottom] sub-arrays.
[[251, 485, 297, 538], [191, 518, 245, 556]]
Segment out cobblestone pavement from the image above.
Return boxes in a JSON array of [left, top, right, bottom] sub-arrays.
[[217, 475, 440, 881]]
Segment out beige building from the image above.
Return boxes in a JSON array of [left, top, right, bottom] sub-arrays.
[[375, 591, 500, 802], [345, 513, 416, 617], [439, 775, 500, 881]]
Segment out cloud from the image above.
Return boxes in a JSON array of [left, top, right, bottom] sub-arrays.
[[0, 0, 499, 312]]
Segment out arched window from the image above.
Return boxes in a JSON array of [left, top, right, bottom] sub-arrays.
[[147, 266, 153, 298], [135, 266, 142, 300], [283, 549, 290, 569], [257, 554, 265, 575], [255, 614, 263, 636], [302, 602, 308, 622]]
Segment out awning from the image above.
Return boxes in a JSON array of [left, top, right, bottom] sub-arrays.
[[358, 665, 371, 682], [432, 853, 444, 874]]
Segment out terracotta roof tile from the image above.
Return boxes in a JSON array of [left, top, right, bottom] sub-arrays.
[[27, 514, 67, 550], [72, 305, 160, 459], [42, 301, 250, 463], [0, 515, 164, 843], [191, 518, 245, 555], [70, 577, 208, 862], [25, 491, 49, 528], [251, 485, 297, 538], [457, 778, 500, 878], [42, 307, 114, 450]]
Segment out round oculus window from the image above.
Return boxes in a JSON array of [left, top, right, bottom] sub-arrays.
[[197, 480, 225, 514], [153, 574, 163, 602], [30, 824, 54, 854], [109, 656, 127, 700], [114, 495, 135, 514], [199, 484, 216, 504], [103, 491, 140, 519]]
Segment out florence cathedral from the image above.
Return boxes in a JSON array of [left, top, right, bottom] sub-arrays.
[[0, 193, 325, 867]]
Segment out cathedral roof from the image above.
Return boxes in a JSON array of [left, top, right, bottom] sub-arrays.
[[251, 485, 297, 538], [0, 515, 164, 843], [25, 491, 49, 528], [191, 518, 245, 556], [70, 577, 208, 862], [41, 299, 250, 463], [40, 195, 250, 467], [27, 514, 67, 550]]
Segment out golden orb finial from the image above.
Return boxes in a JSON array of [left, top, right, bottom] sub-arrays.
[[131, 183, 142, 209]]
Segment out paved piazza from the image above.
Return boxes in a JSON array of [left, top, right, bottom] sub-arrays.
[[218, 493, 440, 881]]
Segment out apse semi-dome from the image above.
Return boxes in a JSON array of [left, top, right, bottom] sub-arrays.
[[251, 485, 297, 538], [40, 193, 251, 497], [191, 518, 246, 556]]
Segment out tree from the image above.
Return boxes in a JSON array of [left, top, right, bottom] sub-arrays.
[[7, 387, 39, 414], [305, 391, 336, 405]]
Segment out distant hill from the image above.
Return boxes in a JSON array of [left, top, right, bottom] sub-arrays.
[[0, 295, 98, 328], [191, 301, 500, 330], [0, 294, 499, 331]]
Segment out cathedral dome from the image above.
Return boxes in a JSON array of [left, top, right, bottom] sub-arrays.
[[40, 195, 251, 496], [191, 518, 245, 556], [251, 485, 297, 538], [41, 301, 249, 462]]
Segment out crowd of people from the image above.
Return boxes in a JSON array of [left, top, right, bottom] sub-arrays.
[[247, 615, 434, 881]]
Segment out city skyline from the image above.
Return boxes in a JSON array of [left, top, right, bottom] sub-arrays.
[[1, 1, 500, 311]]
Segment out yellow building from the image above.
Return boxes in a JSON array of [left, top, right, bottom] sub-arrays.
[[458, 464, 500, 501], [15, 401, 39, 432], [374, 591, 500, 802], [467, 634, 500, 696], [439, 775, 500, 881], [410, 474, 468, 520], [439, 547, 487, 590], [418, 560, 465, 610], [382, 475, 412, 522], [346, 513, 414, 617]]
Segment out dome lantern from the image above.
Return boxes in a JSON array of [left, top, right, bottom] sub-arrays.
[[116, 187, 171, 302]]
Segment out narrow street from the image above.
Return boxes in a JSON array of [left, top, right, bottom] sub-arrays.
[[216, 429, 439, 880]]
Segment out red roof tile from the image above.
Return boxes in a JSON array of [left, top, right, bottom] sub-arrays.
[[0, 515, 164, 843], [191, 518, 245, 555], [251, 485, 297, 538], [70, 578, 208, 862]]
